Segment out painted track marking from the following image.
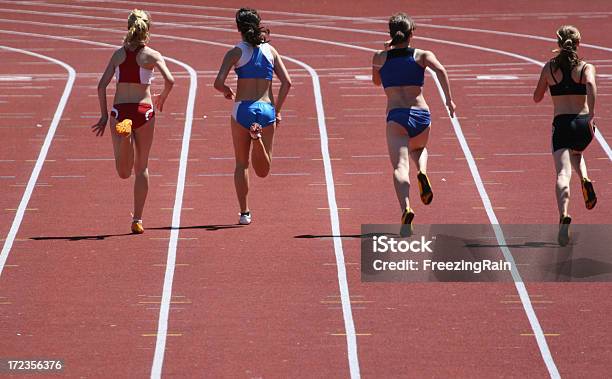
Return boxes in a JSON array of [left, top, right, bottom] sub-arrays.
[[0, 42, 75, 279]]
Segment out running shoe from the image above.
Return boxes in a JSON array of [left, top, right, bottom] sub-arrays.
[[249, 123, 262, 140], [131, 219, 144, 234], [581, 178, 597, 210], [417, 171, 433, 205], [558, 215, 571, 247], [239, 211, 252, 225], [400, 207, 415, 237], [116, 119, 133, 137]]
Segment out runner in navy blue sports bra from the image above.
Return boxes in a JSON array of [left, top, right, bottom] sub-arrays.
[[533, 25, 598, 245], [372, 12, 455, 233]]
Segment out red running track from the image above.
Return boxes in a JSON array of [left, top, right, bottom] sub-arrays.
[[0, 0, 610, 377]]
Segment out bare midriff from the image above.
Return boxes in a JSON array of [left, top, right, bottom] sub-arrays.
[[236, 78, 272, 103], [384, 85, 429, 113], [114, 82, 152, 105]]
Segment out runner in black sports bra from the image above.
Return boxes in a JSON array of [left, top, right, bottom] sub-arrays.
[[533, 25, 598, 246], [548, 62, 593, 152]]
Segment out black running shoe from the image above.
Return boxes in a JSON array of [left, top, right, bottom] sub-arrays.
[[417, 171, 433, 205]]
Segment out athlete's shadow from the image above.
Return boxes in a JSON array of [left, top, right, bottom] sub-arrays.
[[29, 224, 242, 241], [294, 233, 384, 239], [151, 224, 243, 232]]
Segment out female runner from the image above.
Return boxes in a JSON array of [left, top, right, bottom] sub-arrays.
[[214, 8, 292, 225], [92, 9, 175, 234], [372, 12, 455, 230], [533, 25, 598, 246]]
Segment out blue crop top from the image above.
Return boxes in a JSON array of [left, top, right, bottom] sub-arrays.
[[234, 41, 274, 80], [379, 47, 425, 88], [549, 63, 588, 96]]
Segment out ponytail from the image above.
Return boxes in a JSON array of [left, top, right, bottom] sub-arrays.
[[388, 12, 415, 46], [235, 8, 270, 46], [552, 25, 582, 72], [390, 30, 406, 46], [124, 9, 150, 47]]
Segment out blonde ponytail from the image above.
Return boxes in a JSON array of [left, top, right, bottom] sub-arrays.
[[552, 25, 582, 72], [124, 9, 150, 47]]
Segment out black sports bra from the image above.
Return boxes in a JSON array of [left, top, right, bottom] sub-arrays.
[[549, 63, 588, 96]]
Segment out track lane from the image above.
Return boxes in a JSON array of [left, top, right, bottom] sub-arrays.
[[0, 22, 197, 377]]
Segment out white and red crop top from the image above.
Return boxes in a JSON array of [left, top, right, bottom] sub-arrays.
[[115, 45, 154, 85]]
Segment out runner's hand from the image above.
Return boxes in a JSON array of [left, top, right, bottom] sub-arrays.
[[446, 100, 456, 118], [275, 112, 282, 126], [223, 86, 235, 100], [588, 113, 596, 131], [91, 114, 108, 137], [154, 93, 168, 112]]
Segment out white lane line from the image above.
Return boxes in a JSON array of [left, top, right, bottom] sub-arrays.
[[151, 60, 196, 379], [0, 75, 32, 81], [281, 54, 361, 379], [0, 94, 43, 97], [448, 17, 480, 21], [490, 67, 525, 71], [351, 154, 387, 158], [197, 173, 233, 177], [476, 75, 519, 80], [494, 152, 549, 156], [468, 94, 529, 96], [66, 158, 114, 161], [0, 26, 195, 379], [0, 42, 75, 279]]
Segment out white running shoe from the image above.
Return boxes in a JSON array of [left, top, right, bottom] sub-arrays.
[[239, 211, 252, 225]]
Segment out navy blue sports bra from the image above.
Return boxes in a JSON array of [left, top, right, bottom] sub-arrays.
[[549, 63, 588, 96], [379, 47, 425, 88]]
